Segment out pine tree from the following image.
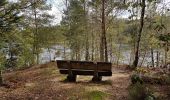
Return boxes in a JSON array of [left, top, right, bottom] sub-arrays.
[[0, 0, 21, 86], [21, 0, 53, 64]]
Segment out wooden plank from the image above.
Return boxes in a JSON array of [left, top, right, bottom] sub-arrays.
[[70, 61, 96, 70], [59, 69, 112, 76], [56, 60, 70, 69], [97, 62, 112, 71]]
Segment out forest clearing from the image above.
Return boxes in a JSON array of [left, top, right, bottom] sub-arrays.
[[0, 62, 170, 100], [0, 0, 170, 100]]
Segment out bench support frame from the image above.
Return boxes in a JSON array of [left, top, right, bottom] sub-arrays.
[[57, 60, 112, 82], [92, 74, 102, 82], [67, 74, 76, 82], [92, 63, 102, 82], [67, 64, 76, 82]]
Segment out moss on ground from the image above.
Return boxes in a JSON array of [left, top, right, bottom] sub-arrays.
[[85, 90, 109, 100]]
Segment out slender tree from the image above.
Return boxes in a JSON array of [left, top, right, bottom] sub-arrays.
[[100, 0, 108, 62], [21, 0, 52, 64], [133, 0, 146, 68]]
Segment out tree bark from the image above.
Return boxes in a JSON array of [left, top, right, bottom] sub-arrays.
[[104, 34, 108, 62], [117, 22, 121, 66], [133, 0, 146, 68], [139, 50, 146, 67], [32, 0, 39, 64], [164, 42, 168, 66], [83, 0, 89, 61], [91, 28, 94, 61], [129, 49, 132, 65], [117, 43, 122, 67], [100, 0, 108, 62], [151, 48, 154, 67], [109, 34, 113, 62], [85, 37, 89, 61], [0, 69, 2, 86], [63, 41, 66, 60], [156, 50, 159, 67]]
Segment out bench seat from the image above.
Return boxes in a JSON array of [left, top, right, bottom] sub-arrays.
[[59, 69, 112, 76]]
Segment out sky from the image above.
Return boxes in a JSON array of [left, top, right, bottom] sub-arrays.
[[8, 0, 170, 25], [47, 0, 64, 24], [46, 0, 170, 24]]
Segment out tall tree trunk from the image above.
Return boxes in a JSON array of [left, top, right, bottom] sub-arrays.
[[117, 43, 122, 66], [85, 37, 89, 61], [151, 48, 154, 67], [133, 0, 146, 68], [47, 48, 51, 61], [32, 0, 39, 64], [103, 1, 108, 62], [77, 46, 81, 60], [104, 35, 108, 62], [71, 51, 74, 60], [116, 22, 121, 66], [63, 41, 66, 60], [36, 51, 39, 64], [91, 28, 94, 61], [129, 49, 132, 65], [94, 4, 98, 61], [0, 69, 2, 86], [100, 0, 108, 62], [35, 9, 39, 64], [164, 42, 168, 66], [83, 0, 89, 61], [156, 50, 159, 67], [130, 0, 136, 66], [75, 49, 78, 60], [139, 50, 146, 67], [109, 34, 113, 62]]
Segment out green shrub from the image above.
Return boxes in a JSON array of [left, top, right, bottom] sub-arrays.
[[128, 83, 155, 100], [131, 74, 143, 84], [165, 74, 170, 84]]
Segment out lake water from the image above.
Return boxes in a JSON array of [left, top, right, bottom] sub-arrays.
[[40, 45, 165, 67]]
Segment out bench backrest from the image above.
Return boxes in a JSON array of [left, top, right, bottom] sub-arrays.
[[70, 61, 96, 70], [97, 62, 112, 71], [56, 60, 112, 72], [57, 60, 70, 69]]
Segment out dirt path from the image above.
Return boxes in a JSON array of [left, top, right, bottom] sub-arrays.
[[106, 67, 131, 100], [0, 62, 131, 100]]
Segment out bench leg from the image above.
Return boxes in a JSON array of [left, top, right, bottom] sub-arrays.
[[92, 76, 102, 82], [67, 75, 77, 82]]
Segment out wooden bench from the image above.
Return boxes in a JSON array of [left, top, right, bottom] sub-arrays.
[[56, 60, 112, 82]]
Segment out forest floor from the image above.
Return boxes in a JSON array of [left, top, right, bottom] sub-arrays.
[[0, 62, 169, 100]]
